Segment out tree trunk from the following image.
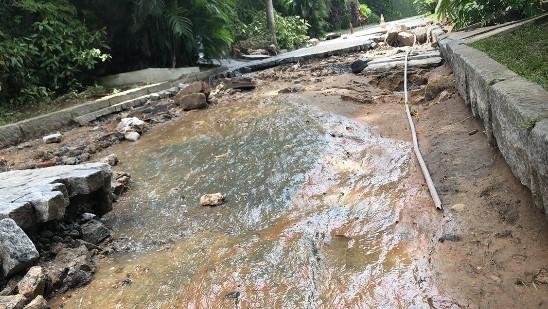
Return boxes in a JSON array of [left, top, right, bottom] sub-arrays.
[[265, 0, 277, 46]]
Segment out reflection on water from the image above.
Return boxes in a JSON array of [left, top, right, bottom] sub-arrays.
[[55, 97, 436, 308]]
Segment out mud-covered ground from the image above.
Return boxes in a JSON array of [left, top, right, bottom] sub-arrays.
[[1, 45, 547, 308]]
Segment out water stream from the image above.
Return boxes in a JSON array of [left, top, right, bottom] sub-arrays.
[[54, 95, 436, 308]]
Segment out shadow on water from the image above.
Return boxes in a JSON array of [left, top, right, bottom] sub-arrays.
[[55, 96, 437, 308]]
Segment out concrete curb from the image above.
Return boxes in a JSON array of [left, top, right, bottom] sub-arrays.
[[0, 69, 217, 149], [437, 35, 548, 214]]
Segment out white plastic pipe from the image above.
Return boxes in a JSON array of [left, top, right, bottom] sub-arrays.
[[403, 36, 443, 210]]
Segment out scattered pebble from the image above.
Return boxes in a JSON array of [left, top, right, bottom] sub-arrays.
[[200, 193, 225, 207]]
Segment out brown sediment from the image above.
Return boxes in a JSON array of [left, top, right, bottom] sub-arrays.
[[2, 48, 546, 308]]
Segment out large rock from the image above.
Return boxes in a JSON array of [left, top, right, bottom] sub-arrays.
[[412, 27, 428, 44], [174, 93, 208, 111], [0, 219, 39, 277], [0, 163, 112, 228], [45, 245, 95, 292], [17, 267, 46, 299], [81, 219, 111, 244], [351, 60, 369, 74], [397, 31, 415, 46], [0, 295, 27, 309], [385, 29, 399, 46], [177, 81, 210, 99]]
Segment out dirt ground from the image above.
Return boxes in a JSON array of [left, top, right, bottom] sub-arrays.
[[2, 48, 547, 308]]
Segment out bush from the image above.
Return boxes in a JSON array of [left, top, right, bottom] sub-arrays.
[[0, 0, 109, 106], [436, 0, 544, 29], [359, 4, 373, 19], [236, 13, 310, 50]]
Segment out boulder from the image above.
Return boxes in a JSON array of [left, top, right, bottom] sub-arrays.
[[0, 163, 112, 227], [23, 296, 48, 309], [0, 219, 39, 277], [200, 193, 225, 207], [177, 81, 210, 99], [116, 117, 145, 134], [17, 267, 46, 299], [124, 131, 140, 142], [0, 295, 27, 309], [174, 93, 208, 111], [81, 219, 111, 244], [397, 31, 415, 47], [385, 29, 399, 46], [351, 60, 369, 74], [42, 133, 62, 144]]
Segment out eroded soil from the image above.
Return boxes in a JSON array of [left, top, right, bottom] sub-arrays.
[[1, 47, 547, 308]]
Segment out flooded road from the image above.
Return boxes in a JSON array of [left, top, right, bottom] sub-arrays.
[[54, 94, 441, 308]]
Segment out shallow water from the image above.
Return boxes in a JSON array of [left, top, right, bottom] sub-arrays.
[[55, 96, 436, 308]]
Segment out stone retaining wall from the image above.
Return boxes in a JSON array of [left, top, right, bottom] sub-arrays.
[[438, 37, 548, 214]]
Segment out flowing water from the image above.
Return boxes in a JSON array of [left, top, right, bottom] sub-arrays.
[[55, 95, 437, 308]]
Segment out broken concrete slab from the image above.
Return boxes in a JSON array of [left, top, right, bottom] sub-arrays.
[[0, 163, 112, 228], [0, 218, 39, 277]]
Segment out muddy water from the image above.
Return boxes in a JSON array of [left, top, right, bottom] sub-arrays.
[[55, 96, 436, 308]]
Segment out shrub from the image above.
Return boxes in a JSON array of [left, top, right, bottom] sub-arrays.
[[436, 0, 544, 29], [359, 4, 373, 19], [0, 0, 109, 106], [236, 13, 310, 50]]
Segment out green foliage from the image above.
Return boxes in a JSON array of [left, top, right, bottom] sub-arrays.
[[0, 0, 109, 106], [359, 4, 373, 18], [413, 0, 438, 14], [470, 17, 548, 90], [291, 0, 330, 37], [237, 13, 310, 50], [436, 0, 544, 29]]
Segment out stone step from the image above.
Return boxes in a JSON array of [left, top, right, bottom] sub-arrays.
[[74, 86, 181, 125]]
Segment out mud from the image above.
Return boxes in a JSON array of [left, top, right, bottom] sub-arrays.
[[1, 47, 547, 308]]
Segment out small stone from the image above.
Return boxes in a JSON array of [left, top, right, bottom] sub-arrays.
[[18, 266, 46, 299], [149, 93, 161, 101], [23, 295, 48, 309], [534, 267, 548, 285], [124, 132, 140, 142], [101, 154, 118, 166], [307, 38, 320, 46], [495, 230, 512, 238], [80, 213, 96, 223], [325, 32, 341, 40], [0, 219, 39, 277], [450, 203, 466, 212], [438, 234, 461, 242], [81, 219, 111, 244], [62, 157, 79, 165], [0, 294, 27, 309], [116, 117, 145, 134], [351, 60, 369, 74], [468, 129, 479, 136], [42, 133, 62, 144], [200, 193, 225, 207]]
